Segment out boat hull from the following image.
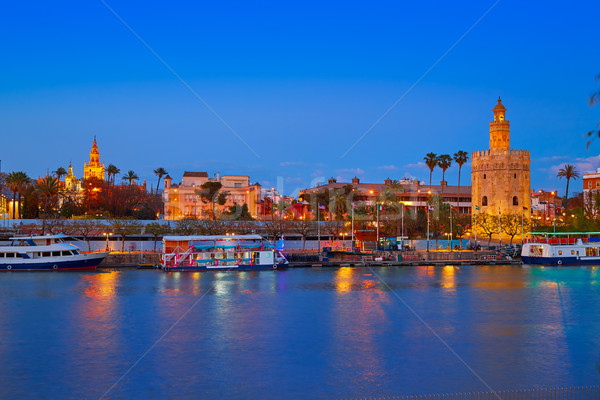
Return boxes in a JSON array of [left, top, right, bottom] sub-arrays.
[[163, 263, 287, 272], [0, 252, 109, 271], [521, 256, 600, 265]]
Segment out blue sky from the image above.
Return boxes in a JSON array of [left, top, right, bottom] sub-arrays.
[[1, 0, 599, 197]]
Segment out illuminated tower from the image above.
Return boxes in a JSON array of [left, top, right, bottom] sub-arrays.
[[83, 136, 105, 181], [471, 99, 531, 223]]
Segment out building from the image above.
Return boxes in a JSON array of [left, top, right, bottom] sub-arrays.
[[299, 176, 472, 217], [531, 190, 561, 220], [163, 171, 263, 220], [583, 168, 600, 213], [83, 137, 105, 181], [471, 99, 531, 219], [64, 162, 82, 193]]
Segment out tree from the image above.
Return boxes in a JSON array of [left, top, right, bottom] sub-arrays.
[[122, 170, 139, 185], [501, 213, 530, 245], [153, 167, 168, 194], [69, 220, 105, 252], [453, 150, 469, 213], [174, 217, 199, 236], [53, 167, 67, 181], [290, 219, 314, 250], [557, 164, 580, 210], [36, 175, 60, 234], [424, 153, 438, 191], [197, 219, 225, 235], [107, 164, 120, 185], [109, 218, 142, 252], [5, 171, 30, 219], [197, 181, 223, 220], [437, 154, 452, 195], [145, 222, 171, 252], [476, 212, 499, 246]]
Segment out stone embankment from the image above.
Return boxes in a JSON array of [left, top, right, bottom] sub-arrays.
[[99, 252, 161, 267]]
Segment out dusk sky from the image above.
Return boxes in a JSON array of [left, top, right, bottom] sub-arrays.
[[1, 1, 599, 197]]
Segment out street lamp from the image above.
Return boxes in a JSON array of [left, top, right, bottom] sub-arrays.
[[103, 232, 112, 251]]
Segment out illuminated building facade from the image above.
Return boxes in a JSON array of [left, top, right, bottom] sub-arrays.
[[163, 171, 263, 220], [471, 99, 531, 219], [83, 137, 105, 181]]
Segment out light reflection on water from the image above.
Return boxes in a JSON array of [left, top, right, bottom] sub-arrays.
[[0, 265, 600, 399]]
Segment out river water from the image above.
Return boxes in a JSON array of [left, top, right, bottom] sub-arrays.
[[0, 265, 599, 399]]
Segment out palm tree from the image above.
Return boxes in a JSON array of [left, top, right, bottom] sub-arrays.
[[437, 154, 452, 195], [153, 167, 168, 194], [6, 171, 30, 219], [424, 153, 438, 191], [53, 167, 67, 181], [36, 176, 60, 234], [453, 150, 469, 213], [557, 164, 580, 210], [107, 164, 120, 185], [122, 170, 139, 185]]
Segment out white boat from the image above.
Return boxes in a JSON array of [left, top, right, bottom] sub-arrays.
[[0, 234, 109, 271], [521, 231, 600, 265], [161, 234, 288, 271]]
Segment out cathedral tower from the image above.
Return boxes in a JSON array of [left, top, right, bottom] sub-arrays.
[[471, 100, 531, 224], [83, 136, 105, 181]]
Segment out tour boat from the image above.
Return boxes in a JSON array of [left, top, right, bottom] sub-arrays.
[[161, 234, 288, 271], [0, 234, 109, 271], [521, 232, 600, 265]]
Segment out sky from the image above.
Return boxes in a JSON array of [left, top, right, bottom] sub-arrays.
[[1, 0, 599, 197]]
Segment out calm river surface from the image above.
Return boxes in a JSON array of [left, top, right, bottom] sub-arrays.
[[1, 265, 599, 399]]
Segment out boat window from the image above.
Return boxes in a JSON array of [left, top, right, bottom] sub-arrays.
[[571, 250, 575, 255], [52, 251, 61, 257], [558, 250, 562, 255], [0, 253, 5, 258], [42, 252, 51, 257]]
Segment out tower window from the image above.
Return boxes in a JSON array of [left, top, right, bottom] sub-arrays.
[[482, 196, 488, 206], [483, 174, 486, 180], [514, 173, 517, 179], [513, 196, 519, 206]]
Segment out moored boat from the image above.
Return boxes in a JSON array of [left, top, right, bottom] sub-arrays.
[[0, 234, 109, 271], [161, 234, 288, 271], [521, 231, 600, 265]]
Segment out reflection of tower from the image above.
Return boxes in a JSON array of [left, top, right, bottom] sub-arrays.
[[471, 99, 531, 220], [83, 136, 105, 181]]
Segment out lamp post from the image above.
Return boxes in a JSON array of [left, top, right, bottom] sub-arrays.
[[103, 232, 112, 251]]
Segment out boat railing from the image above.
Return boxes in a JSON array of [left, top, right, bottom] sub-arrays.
[[524, 238, 590, 245]]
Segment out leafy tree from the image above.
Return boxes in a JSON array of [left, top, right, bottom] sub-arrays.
[[197, 219, 225, 235], [453, 150, 469, 213], [557, 164, 580, 210], [153, 167, 168, 194], [145, 222, 171, 251], [174, 217, 199, 236], [122, 170, 139, 185], [109, 218, 143, 252], [475, 212, 499, 246], [69, 219, 105, 252], [501, 213, 530, 245], [197, 181, 223, 220], [424, 152, 438, 191], [437, 154, 452, 195], [290, 219, 315, 250]]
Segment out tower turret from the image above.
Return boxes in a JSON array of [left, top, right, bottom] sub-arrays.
[[489, 98, 510, 151]]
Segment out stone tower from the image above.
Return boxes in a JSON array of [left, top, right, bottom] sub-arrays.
[[471, 99, 531, 221], [83, 136, 105, 181]]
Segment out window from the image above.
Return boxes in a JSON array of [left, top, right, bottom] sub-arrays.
[[52, 252, 61, 257], [483, 174, 486, 179], [234, 183, 241, 188], [558, 250, 562, 255], [514, 173, 517, 179], [42, 252, 51, 257], [513, 196, 519, 206], [589, 181, 593, 189], [482, 196, 488, 206], [596, 181, 600, 188]]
